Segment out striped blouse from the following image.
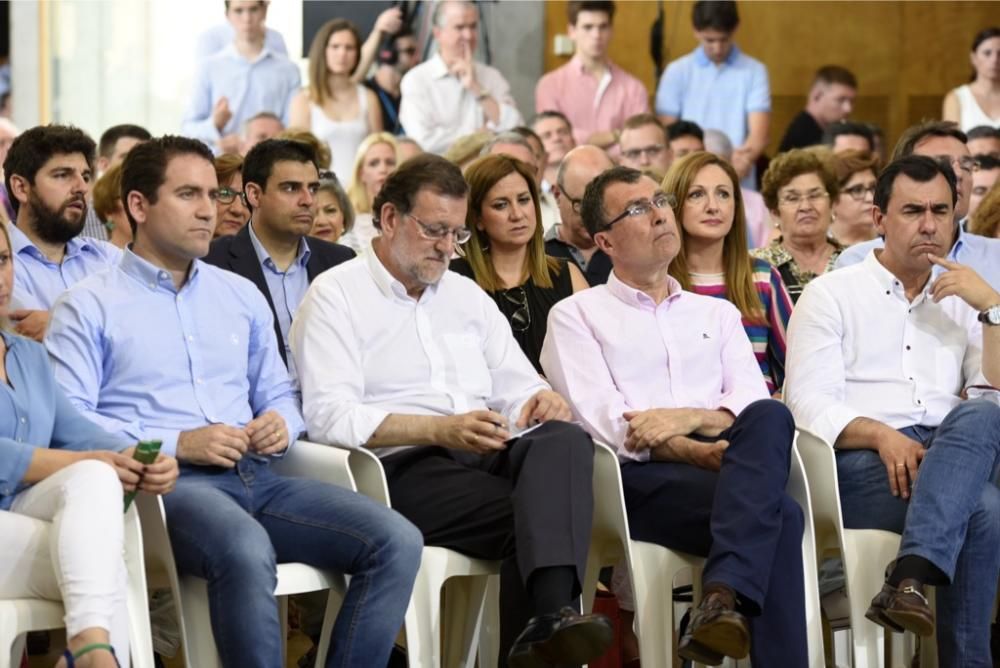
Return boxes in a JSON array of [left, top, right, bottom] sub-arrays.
[[688, 257, 793, 394]]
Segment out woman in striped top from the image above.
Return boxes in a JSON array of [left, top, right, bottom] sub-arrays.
[[662, 152, 793, 394]]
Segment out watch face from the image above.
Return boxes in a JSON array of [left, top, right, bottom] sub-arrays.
[[989, 307, 1000, 325]]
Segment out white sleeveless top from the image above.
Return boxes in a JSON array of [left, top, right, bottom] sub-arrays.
[[311, 84, 371, 183], [954, 84, 1000, 132]]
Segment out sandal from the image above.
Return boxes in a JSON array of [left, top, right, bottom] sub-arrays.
[[60, 643, 120, 668]]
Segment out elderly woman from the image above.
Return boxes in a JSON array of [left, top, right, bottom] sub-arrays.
[[752, 148, 843, 303], [340, 132, 399, 255], [311, 178, 355, 243], [663, 151, 793, 395], [830, 149, 880, 247], [91, 163, 131, 249], [450, 154, 587, 372], [0, 222, 178, 668], [212, 153, 250, 238]]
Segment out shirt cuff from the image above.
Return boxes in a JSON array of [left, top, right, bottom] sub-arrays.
[[143, 428, 182, 458]]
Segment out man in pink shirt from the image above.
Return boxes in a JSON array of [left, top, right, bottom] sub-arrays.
[[535, 2, 649, 150], [540, 165, 807, 666]]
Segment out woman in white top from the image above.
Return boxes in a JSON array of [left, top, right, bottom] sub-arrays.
[[290, 19, 383, 184], [943, 27, 1000, 131], [340, 132, 400, 256]]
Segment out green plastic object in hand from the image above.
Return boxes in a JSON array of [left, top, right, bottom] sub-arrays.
[[123, 439, 162, 513]]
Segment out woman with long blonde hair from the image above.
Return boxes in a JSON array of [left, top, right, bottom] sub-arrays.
[[663, 151, 793, 394], [451, 154, 587, 372], [339, 133, 400, 255]]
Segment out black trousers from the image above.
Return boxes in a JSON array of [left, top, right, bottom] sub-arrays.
[[621, 399, 808, 668], [380, 420, 594, 666]]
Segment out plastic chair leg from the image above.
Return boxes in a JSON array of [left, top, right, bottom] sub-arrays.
[[477, 575, 500, 668], [442, 575, 489, 668]]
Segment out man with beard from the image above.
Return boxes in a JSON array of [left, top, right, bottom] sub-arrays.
[[4, 124, 120, 340]]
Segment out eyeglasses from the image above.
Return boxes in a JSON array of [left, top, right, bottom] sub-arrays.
[[502, 286, 531, 332], [216, 187, 244, 205], [556, 181, 584, 214], [406, 212, 472, 244], [601, 193, 677, 231], [621, 144, 666, 162], [778, 190, 830, 208], [841, 183, 876, 202], [931, 155, 979, 175]]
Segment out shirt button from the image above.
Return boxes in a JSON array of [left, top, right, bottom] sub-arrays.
[[905, 345, 911, 351], [149, 283, 156, 289], [196, 378, 204, 384], [917, 399, 923, 405], [885, 290, 891, 296], [187, 335, 194, 341], [19, 417, 26, 423]]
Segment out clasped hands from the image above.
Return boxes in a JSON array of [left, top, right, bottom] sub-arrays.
[[623, 408, 731, 471], [177, 410, 289, 468]]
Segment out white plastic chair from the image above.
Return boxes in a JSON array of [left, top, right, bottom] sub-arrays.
[[796, 426, 931, 668], [137, 440, 349, 668], [582, 440, 825, 668], [1, 504, 155, 668], [335, 443, 501, 668]]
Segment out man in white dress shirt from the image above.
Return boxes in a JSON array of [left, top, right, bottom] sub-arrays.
[[786, 155, 1000, 666], [398, 1, 523, 154], [289, 153, 612, 668]]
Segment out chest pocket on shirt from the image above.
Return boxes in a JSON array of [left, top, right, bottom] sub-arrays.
[[444, 332, 492, 397]]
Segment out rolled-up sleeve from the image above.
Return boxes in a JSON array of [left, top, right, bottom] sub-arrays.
[[784, 281, 862, 445]]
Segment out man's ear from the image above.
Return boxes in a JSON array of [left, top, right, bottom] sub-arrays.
[[872, 205, 886, 237], [125, 190, 148, 228], [593, 229, 613, 255], [244, 182, 263, 210], [8, 173, 30, 206]]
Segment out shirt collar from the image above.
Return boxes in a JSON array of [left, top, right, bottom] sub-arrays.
[[606, 270, 683, 310], [9, 222, 100, 262], [248, 221, 311, 272], [220, 42, 274, 65], [570, 54, 612, 75], [694, 43, 740, 67], [119, 248, 200, 294], [862, 249, 932, 303], [365, 245, 439, 302], [428, 53, 453, 80]]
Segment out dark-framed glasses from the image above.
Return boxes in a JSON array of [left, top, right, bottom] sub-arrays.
[[556, 180, 583, 214], [216, 186, 244, 205], [502, 286, 531, 333], [841, 183, 876, 202], [621, 144, 666, 162], [932, 155, 978, 175], [406, 212, 472, 244], [601, 193, 677, 231]]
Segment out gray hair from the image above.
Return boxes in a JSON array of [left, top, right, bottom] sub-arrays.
[[480, 131, 533, 157], [433, 0, 477, 27], [703, 129, 733, 161]]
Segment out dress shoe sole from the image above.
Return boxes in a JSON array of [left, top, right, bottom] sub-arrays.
[[864, 606, 905, 633], [507, 617, 614, 668], [884, 608, 935, 637], [682, 614, 750, 662], [677, 636, 726, 666]]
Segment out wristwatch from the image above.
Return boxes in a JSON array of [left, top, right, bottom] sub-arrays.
[[978, 305, 1000, 326]]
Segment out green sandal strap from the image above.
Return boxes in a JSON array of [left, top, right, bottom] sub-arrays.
[[74, 643, 116, 659]]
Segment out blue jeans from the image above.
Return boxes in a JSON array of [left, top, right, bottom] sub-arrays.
[[837, 399, 1000, 667], [164, 456, 423, 668]]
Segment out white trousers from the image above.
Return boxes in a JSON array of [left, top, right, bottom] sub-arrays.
[[0, 459, 129, 663]]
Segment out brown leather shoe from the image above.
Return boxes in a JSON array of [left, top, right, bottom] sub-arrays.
[[866, 579, 934, 637], [677, 583, 750, 666]]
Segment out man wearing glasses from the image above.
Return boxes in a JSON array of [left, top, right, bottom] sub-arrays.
[[541, 166, 808, 666], [290, 153, 614, 668], [618, 113, 672, 176], [546, 145, 616, 285], [204, 139, 354, 382], [836, 121, 1000, 289]]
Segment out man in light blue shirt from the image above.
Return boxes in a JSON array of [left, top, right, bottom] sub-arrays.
[[655, 0, 770, 188], [181, 0, 300, 155], [3, 124, 120, 340], [45, 135, 421, 668], [834, 120, 1000, 288]]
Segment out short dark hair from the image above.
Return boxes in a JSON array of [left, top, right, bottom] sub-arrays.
[[532, 110, 574, 132], [666, 120, 704, 142], [691, 0, 739, 32], [4, 124, 96, 215], [823, 121, 875, 150], [967, 125, 1000, 142], [224, 0, 264, 11], [874, 154, 957, 213], [372, 153, 468, 231], [580, 165, 642, 237], [512, 126, 543, 149], [242, 139, 318, 196], [567, 1, 615, 25], [121, 135, 214, 236], [891, 120, 967, 161], [813, 65, 857, 90], [98, 124, 151, 159]]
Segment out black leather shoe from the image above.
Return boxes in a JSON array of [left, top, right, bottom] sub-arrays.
[[677, 583, 750, 666], [507, 606, 614, 668]]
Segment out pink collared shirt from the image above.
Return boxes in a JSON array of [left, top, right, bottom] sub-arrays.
[[535, 56, 649, 146], [540, 271, 769, 461]]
